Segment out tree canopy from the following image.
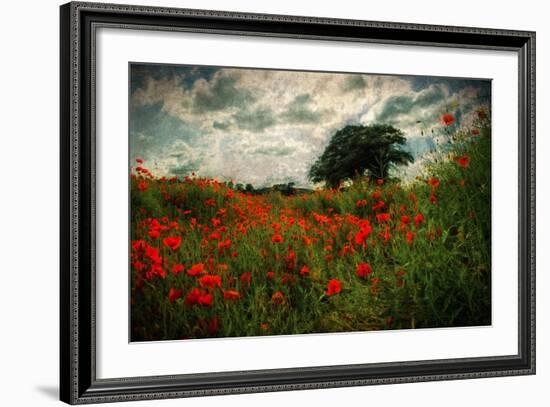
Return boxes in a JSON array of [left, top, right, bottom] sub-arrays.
[[308, 124, 414, 188]]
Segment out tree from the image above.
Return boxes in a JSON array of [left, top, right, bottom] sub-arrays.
[[309, 124, 413, 188]]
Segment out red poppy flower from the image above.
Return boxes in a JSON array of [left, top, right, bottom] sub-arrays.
[[185, 288, 202, 305], [207, 317, 219, 334], [372, 200, 386, 211], [414, 213, 424, 227], [406, 231, 416, 244], [271, 233, 283, 243], [471, 128, 480, 136], [218, 239, 232, 249], [441, 113, 455, 126], [371, 190, 382, 200], [400, 215, 411, 225], [172, 263, 185, 275], [266, 271, 275, 280], [223, 290, 240, 300], [145, 264, 162, 280], [240, 272, 252, 287], [271, 291, 285, 305], [162, 236, 182, 251], [300, 265, 309, 276], [326, 279, 341, 296], [168, 288, 183, 303], [356, 263, 373, 278], [380, 227, 391, 242], [144, 246, 161, 264], [428, 177, 439, 188], [376, 179, 384, 186], [137, 180, 148, 192], [356, 220, 373, 241], [187, 263, 205, 277], [457, 155, 470, 168], [198, 293, 213, 306], [354, 230, 366, 245], [136, 158, 144, 164], [429, 193, 437, 204], [198, 274, 222, 289], [148, 229, 160, 239], [376, 213, 391, 223]]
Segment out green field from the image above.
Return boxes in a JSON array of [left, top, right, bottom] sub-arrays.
[[130, 113, 491, 341]]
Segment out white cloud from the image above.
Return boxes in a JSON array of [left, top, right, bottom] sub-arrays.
[[131, 66, 490, 187]]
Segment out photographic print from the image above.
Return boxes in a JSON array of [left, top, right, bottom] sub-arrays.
[[129, 63, 491, 342]]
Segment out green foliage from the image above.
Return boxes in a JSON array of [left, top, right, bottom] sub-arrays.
[[309, 124, 414, 187]]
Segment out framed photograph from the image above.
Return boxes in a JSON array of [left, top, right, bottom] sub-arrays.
[[60, 1, 535, 404]]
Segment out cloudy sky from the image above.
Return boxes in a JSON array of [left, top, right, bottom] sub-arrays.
[[130, 63, 490, 188]]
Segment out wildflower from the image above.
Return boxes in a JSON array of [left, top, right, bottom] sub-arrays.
[[187, 263, 205, 277], [271, 233, 283, 243], [356, 263, 373, 278], [148, 229, 160, 239], [414, 213, 424, 227], [380, 228, 391, 242], [428, 177, 439, 188], [137, 180, 148, 192], [266, 271, 275, 280], [429, 193, 437, 204], [400, 215, 411, 225], [300, 265, 309, 276], [136, 158, 144, 164], [371, 190, 382, 200], [441, 113, 455, 126], [172, 263, 185, 275], [457, 155, 470, 168], [207, 317, 219, 334], [240, 272, 252, 287], [162, 236, 182, 251], [271, 291, 285, 305], [198, 293, 213, 306], [354, 220, 373, 245], [223, 290, 240, 300], [326, 279, 341, 296], [372, 200, 386, 211], [198, 274, 222, 289], [185, 288, 202, 305], [406, 231, 416, 244], [376, 213, 391, 223], [168, 288, 183, 303], [144, 246, 161, 264], [218, 239, 232, 249]]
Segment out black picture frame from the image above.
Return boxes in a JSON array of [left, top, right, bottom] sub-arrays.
[[60, 1, 536, 404]]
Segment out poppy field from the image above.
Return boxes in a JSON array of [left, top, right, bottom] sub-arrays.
[[130, 110, 491, 342]]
